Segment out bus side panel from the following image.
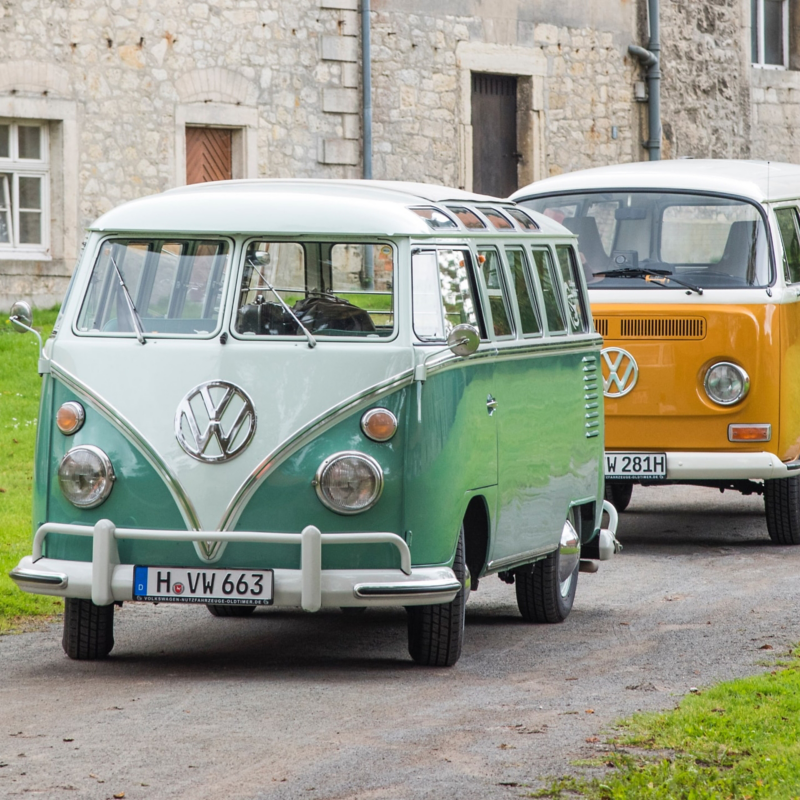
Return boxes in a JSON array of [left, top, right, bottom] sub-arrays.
[[491, 347, 601, 564], [780, 301, 800, 462], [402, 359, 498, 568]]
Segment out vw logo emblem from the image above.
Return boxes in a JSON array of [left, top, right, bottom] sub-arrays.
[[175, 381, 256, 463], [601, 347, 639, 398]]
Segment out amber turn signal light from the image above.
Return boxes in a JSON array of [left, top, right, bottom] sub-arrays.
[[728, 424, 771, 443], [56, 402, 86, 435], [361, 408, 398, 442]]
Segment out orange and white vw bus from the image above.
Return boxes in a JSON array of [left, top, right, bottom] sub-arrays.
[[514, 161, 800, 544]]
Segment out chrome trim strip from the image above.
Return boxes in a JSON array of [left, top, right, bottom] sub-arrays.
[[49, 363, 202, 531], [354, 578, 462, 598], [219, 369, 414, 531], [486, 546, 552, 573], [9, 567, 68, 589]]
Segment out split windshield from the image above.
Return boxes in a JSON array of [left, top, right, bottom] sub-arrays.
[[76, 239, 230, 336], [521, 191, 772, 290], [235, 241, 394, 339]]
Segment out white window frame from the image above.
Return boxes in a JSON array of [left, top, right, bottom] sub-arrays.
[[0, 119, 50, 256], [752, 0, 790, 69]]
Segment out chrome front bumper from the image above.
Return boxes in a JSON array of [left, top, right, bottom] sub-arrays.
[[9, 521, 462, 611]]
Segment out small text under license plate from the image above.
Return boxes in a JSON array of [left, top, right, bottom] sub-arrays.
[[133, 566, 273, 605], [605, 452, 667, 480]]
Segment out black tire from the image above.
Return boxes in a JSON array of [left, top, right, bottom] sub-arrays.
[[407, 529, 467, 667], [515, 513, 580, 624], [341, 606, 367, 615], [62, 598, 115, 660], [604, 481, 633, 512], [764, 475, 800, 545], [206, 604, 257, 617]]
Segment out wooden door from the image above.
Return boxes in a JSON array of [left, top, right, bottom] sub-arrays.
[[186, 127, 232, 185], [471, 73, 518, 198]]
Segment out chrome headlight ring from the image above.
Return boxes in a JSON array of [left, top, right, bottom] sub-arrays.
[[314, 451, 384, 515], [704, 362, 750, 406]]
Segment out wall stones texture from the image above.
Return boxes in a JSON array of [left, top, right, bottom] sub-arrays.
[[1, 0, 800, 308]]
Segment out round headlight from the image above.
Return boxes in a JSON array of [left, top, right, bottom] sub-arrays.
[[314, 451, 383, 515], [361, 408, 398, 442], [58, 445, 115, 508], [56, 402, 85, 435], [704, 362, 750, 406]]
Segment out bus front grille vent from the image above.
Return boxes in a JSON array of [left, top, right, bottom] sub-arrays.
[[593, 318, 609, 337], [619, 317, 706, 340]]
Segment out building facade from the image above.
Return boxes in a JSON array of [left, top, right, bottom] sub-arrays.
[[0, 0, 796, 309]]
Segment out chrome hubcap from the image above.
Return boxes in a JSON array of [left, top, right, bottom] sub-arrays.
[[558, 519, 580, 598]]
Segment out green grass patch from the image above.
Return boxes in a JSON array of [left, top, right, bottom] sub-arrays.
[[532, 652, 800, 799], [0, 307, 62, 632]]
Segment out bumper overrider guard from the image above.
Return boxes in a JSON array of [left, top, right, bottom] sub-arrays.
[[9, 522, 462, 611]]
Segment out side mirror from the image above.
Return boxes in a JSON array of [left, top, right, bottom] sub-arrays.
[[10, 300, 33, 334], [447, 324, 480, 357]]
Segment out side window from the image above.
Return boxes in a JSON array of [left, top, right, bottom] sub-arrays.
[[531, 248, 567, 334], [556, 245, 588, 332], [412, 248, 484, 341], [505, 246, 541, 336], [775, 207, 800, 284], [477, 247, 514, 338]]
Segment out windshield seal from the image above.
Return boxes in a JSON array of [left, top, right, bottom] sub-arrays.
[[519, 189, 776, 291]]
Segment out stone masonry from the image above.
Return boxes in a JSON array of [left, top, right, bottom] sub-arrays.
[[0, 0, 798, 308]]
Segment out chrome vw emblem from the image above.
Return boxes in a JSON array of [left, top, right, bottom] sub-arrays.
[[601, 347, 639, 398], [175, 381, 256, 463]]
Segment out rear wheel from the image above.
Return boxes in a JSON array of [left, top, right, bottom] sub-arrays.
[[764, 475, 800, 545], [62, 598, 115, 660], [515, 512, 580, 624], [604, 481, 633, 512], [407, 528, 467, 667], [206, 604, 257, 617]]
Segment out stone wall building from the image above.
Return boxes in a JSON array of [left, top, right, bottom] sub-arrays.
[[0, 0, 796, 309]]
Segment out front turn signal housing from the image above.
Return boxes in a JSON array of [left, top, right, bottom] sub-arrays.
[[728, 424, 771, 442], [56, 402, 86, 435]]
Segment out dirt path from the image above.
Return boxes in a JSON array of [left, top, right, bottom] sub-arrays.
[[2, 485, 798, 799]]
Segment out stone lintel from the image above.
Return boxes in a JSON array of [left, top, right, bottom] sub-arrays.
[[319, 0, 358, 10]]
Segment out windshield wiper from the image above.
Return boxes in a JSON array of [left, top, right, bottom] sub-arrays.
[[109, 254, 147, 344], [597, 267, 703, 296], [248, 261, 317, 349]]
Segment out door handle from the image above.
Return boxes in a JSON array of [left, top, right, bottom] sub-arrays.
[[487, 394, 498, 415]]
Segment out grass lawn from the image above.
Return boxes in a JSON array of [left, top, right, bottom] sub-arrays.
[[0, 306, 62, 632], [532, 652, 800, 800]]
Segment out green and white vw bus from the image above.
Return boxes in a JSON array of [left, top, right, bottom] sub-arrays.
[[9, 180, 618, 667]]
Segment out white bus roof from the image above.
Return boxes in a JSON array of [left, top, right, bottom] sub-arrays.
[[511, 160, 800, 205], [91, 179, 569, 237]]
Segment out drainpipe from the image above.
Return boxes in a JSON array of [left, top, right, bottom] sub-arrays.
[[628, 0, 661, 160], [361, 0, 373, 179]]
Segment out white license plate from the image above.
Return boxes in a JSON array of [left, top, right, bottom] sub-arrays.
[[605, 452, 667, 480], [133, 566, 273, 605]]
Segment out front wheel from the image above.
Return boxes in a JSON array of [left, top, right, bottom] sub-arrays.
[[764, 475, 800, 545], [206, 604, 257, 617], [62, 598, 115, 660], [515, 513, 580, 624], [604, 481, 633, 512], [407, 528, 467, 667]]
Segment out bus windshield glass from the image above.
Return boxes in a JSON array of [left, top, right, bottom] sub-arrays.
[[235, 241, 394, 339], [521, 191, 772, 290]]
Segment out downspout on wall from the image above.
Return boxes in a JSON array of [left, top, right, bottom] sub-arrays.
[[361, 0, 373, 179], [629, 0, 661, 160]]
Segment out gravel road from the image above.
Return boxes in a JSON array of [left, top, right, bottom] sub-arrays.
[[2, 484, 799, 800]]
